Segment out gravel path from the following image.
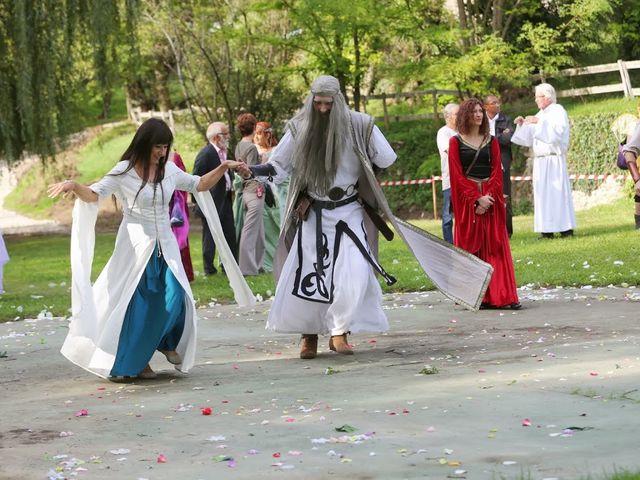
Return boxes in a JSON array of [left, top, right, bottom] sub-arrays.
[[0, 161, 67, 235]]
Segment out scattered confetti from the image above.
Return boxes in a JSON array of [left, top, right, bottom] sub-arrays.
[[109, 449, 130, 455]]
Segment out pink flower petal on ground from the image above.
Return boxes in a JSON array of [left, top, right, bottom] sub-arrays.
[[522, 418, 532, 427], [157, 454, 167, 463], [272, 452, 281, 458], [590, 372, 598, 376], [201, 407, 213, 415], [74, 409, 88, 417]]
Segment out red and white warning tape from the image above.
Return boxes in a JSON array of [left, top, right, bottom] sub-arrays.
[[379, 174, 627, 187]]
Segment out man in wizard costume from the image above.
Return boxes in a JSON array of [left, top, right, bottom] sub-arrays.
[[238, 75, 492, 359]]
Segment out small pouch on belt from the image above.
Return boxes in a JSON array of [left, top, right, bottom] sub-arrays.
[[293, 194, 312, 222]]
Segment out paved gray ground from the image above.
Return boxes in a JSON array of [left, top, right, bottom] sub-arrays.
[[1, 287, 640, 480]]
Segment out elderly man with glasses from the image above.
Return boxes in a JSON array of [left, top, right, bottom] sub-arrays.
[[513, 83, 576, 239], [193, 122, 238, 275]]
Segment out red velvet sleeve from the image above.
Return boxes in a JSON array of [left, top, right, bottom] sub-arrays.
[[484, 139, 504, 201], [448, 136, 483, 252], [448, 136, 483, 207]]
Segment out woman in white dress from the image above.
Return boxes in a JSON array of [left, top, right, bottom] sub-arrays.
[[48, 119, 247, 379]]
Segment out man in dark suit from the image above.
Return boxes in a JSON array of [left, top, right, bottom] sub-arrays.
[[485, 95, 514, 237], [193, 122, 238, 274]]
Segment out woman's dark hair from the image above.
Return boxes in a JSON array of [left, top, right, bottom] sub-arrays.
[[113, 118, 173, 207], [455, 98, 489, 136], [236, 113, 257, 137]]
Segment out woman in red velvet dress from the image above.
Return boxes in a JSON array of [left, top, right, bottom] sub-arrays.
[[448, 98, 520, 309]]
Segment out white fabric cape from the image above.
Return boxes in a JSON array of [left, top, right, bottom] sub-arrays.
[[62, 192, 254, 379]]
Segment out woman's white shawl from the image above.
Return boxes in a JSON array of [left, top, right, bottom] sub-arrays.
[[63, 161, 254, 378]]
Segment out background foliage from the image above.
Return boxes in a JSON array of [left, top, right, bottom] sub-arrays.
[[0, 0, 636, 164]]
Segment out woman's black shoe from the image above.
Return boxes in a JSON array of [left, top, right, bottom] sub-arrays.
[[509, 302, 522, 310], [537, 232, 554, 240]]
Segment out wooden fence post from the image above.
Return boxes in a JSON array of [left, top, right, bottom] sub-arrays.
[[432, 91, 439, 122], [618, 60, 634, 98], [382, 93, 390, 130], [431, 176, 438, 219]]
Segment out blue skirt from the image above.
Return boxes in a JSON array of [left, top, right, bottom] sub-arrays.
[[110, 246, 185, 377]]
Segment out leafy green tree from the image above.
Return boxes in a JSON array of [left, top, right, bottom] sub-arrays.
[[0, 0, 138, 163]]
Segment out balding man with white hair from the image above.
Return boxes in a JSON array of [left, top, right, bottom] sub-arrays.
[[193, 122, 238, 274], [514, 83, 576, 239], [436, 103, 459, 243]]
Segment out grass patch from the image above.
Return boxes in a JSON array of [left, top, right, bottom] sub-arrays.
[[571, 387, 640, 404], [76, 125, 137, 183], [2, 196, 639, 321]]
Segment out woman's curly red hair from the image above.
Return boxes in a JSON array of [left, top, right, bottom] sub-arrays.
[[455, 98, 489, 136]]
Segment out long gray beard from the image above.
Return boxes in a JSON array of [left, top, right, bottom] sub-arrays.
[[292, 104, 349, 196]]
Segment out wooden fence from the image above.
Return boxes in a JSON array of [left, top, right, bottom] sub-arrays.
[[536, 59, 640, 99], [126, 58, 639, 132], [129, 107, 176, 130], [361, 89, 459, 129]]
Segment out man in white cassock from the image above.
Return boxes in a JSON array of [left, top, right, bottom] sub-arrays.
[[238, 75, 493, 360], [512, 83, 576, 239], [436, 102, 459, 244]]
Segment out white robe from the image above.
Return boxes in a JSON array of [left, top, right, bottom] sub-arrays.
[[266, 127, 396, 335], [62, 161, 254, 378], [513, 103, 576, 233]]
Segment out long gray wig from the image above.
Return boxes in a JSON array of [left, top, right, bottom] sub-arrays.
[[289, 75, 350, 196]]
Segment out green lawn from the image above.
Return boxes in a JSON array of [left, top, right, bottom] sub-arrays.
[[1, 195, 638, 322]]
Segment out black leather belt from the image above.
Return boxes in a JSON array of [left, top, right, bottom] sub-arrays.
[[310, 194, 359, 276], [313, 194, 359, 211]]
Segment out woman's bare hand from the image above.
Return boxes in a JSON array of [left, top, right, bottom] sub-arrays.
[[477, 195, 494, 209], [235, 162, 252, 179], [47, 180, 75, 199], [222, 160, 243, 170]]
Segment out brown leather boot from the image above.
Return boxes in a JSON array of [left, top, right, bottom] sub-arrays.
[[299, 334, 318, 359], [329, 333, 354, 355]]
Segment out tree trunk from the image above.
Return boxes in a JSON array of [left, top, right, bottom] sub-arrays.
[[456, 0, 470, 51], [492, 0, 504, 36], [154, 59, 173, 111], [353, 26, 361, 111]]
